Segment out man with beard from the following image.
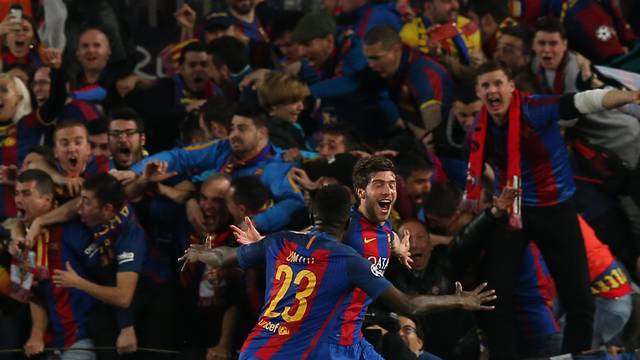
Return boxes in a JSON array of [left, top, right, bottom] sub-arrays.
[[467, 60, 640, 358], [225, 0, 270, 43], [124, 42, 221, 153], [395, 156, 434, 219], [107, 107, 146, 170], [13, 170, 96, 360], [180, 174, 248, 360], [131, 103, 304, 234]]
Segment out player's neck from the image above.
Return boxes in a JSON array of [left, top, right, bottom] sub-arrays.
[[316, 225, 345, 241]]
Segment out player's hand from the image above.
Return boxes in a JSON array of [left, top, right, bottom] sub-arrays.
[[492, 186, 519, 216], [43, 48, 63, 70], [392, 230, 413, 269], [178, 244, 204, 264], [24, 217, 43, 250], [116, 326, 138, 354], [456, 282, 496, 311], [116, 74, 142, 97], [174, 3, 196, 29], [206, 343, 233, 360], [289, 168, 320, 191], [52, 262, 83, 288], [231, 216, 263, 244], [61, 176, 84, 197], [239, 69, 271, 91], [109, 169, 137, 185], [24, 333, 45, 357]]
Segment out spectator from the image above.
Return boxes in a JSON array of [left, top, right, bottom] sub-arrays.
[[31, 66, 51, 107], [398, 315, 443, 360], [87, 117, 110, 158], [468, 0, 517, 58], [226, 175, 273, 225], [0, 14, 44, 72], [15, 170, 95, 360], [207, 36, 251, 101], [493, 24, 537, 92], [395, 155, 434, 217], [270, 12, 304, 67], [198, 96, 233, 141], [338, 0, 402, 38], [108, 107, 146, 170]]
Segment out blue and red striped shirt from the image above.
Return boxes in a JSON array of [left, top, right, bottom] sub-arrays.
[[237, 229, 392, 359]]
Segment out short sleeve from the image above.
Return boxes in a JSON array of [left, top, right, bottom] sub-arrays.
[[346, 250, 393, 300], [115, 223, 147, 273], [409, 62, 444, 108]]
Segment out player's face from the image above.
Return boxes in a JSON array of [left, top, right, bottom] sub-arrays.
[[14, 180, 53, 225], [89, 133, 110, 158], [475, 69, 515, 124], [78, 189, 109, 227], [399, 221, 431, 271], [229, 116, 264, 158], [357, 171, 397, 224], [109, 119, 144, 169], [54, 126, 92, 176], [0, 77, 22, 122], [363, 42, 402, 79], [404, 169, 432, 208], [425, 0, 459, 24], [532, 31, 567, 71], [453, 100, 482, 133], [299, 36, 334, 70], [199, 178, 231, 232], [494, 35, 530, 72], [76, 30, 111, 73]]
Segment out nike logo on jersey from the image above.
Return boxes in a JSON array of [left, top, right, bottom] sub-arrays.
[[364, 237, 376, 244]]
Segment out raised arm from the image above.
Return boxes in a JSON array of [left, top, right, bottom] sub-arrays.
[[179, 245, 239, 268]]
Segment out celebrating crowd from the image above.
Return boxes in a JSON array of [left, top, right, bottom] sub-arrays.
[[0, 0, 640, 359]]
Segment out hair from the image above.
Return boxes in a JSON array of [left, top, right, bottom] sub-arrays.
[[25, 145, 56, 168], [271, 11, 303, 40], [200, 96, 235, 129], [16, 169, 54, 196], [500, 24, 534, 56], [470, 0, 509, 23], [321, 124, 358, 151], [257, 72, 310, 109], [475, 60, 512, 83], [533, 16, 567, 39], [395, 155, 433, 179], [5, 63, 33, 82], [108, 106, 144, 132], [53, 118, 88, 141], [207, 36, 249, 74], [179, 41, 207, 65], [422, 182, 462, 218], [180, 114, 206, 145], [201, 172, 231, 190], [230, 176, 271, 213], [233, 102, 268, 129], [352, 156, 396, 191], [312, 184, 352, 227], [364, 25, 402, 49], [87, 117, 109, 135], [82, 173, 125, 210], [454, 80, 480, 104], [0, 73, 32, 123], [78, 27, 112, 50]]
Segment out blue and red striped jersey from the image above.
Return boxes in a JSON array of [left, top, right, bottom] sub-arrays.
[[336, 208, 393, 345], [232, 16, 269, 43], [0, 113, 48, 220], [486, 94, 575, 206], [237, 229, 392, 359], [389, 47, 454, 130], [352, 2, 402, 38], [33, 221, 94, 348]]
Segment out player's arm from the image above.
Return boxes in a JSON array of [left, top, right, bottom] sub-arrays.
[[179, 246, 239, 268], [53, 265, 139, 308], [23, 198, 81, 248], [419, 103, 442, 134], [24, 301, 48, 356], [130, 139, 221, 176], [379, 282, 495, 315]]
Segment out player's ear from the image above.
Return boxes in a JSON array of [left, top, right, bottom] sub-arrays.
[[356, 188, 365, 200]]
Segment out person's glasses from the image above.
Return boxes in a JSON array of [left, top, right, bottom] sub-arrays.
[[109, 129, 139, 138], [400, 325, 417, 335]]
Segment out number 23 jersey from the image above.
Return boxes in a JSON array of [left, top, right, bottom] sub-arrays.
[[236, 229, 392, 359]]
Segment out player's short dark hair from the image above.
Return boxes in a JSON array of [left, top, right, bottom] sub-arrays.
[[25, 145, 56, 168], [454, 81, 480, 104], [207, 36, 249, 74], [395, 155, 433, 179], [16, 169, 54, 196], [364, 25, 401, 49], [321, 124, 357, 151], [231, 176, 271, 213], [533, 16, 567, 39], [500, 24, 534, 56], [352, 156, 396, 191], [312, 184, 352, 227], [54, 118, 88, 141], [82, 173, 125, 210], [422, 182, 462, 218], [233, 102, 268, 129], [87, 117, 109, 135], [180, 41, 207, 65], [475, 60, 512, 83], [108, 106, 144, 132]]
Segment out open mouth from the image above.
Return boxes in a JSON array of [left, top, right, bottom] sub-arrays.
[[16, 209, 26, 219], [378, 199, 392, 213], [487, 95, 502, 110], [68, 156, 78, 167], [118, 147, 131, 156]]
